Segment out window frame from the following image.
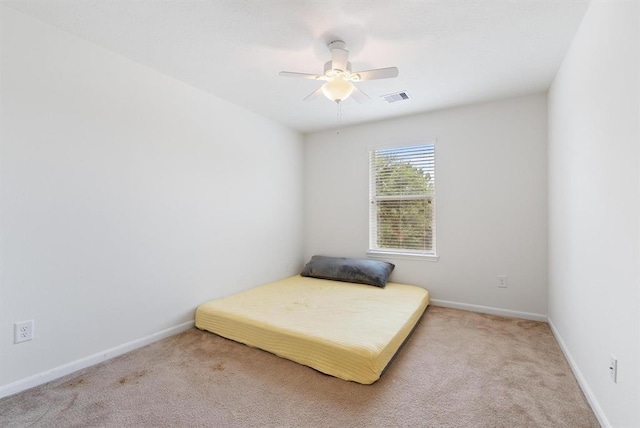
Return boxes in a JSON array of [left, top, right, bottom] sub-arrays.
[[367, 140, 439, 261]]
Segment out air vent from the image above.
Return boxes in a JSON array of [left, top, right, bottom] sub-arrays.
[[381, 91, 410, 103]]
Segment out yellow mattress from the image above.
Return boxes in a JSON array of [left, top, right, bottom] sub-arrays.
[[195, 275, 429, 384]]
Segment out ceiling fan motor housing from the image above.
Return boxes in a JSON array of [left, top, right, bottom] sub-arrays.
[[324, 60, 352, 77]]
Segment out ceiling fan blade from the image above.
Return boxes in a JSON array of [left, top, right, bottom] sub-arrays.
[[303, 86, 324, 102], [351, 67, 399, 81], [279, 71, 323, 80], [350, 86, 371, 104]]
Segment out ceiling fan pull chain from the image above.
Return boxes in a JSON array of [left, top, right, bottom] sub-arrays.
[[336, 100, 342, 135]]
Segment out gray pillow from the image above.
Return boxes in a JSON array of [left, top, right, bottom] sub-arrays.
[[300, 255, 395, 288]]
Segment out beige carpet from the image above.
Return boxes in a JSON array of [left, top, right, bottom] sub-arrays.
[[0, 307, 599, 427]]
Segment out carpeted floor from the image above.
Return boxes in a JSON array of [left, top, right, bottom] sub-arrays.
[[0, 306, 599, 427]]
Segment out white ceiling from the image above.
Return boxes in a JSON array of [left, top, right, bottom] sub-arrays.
[[3, 0, 590, 134]]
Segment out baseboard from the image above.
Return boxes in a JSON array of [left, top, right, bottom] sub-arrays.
[[429, 299, 547, 322], [0, 320, 195, 399], [547, 317, 609, 428]]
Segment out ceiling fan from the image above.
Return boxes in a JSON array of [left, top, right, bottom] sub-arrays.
[[279, 40, 399, 104]]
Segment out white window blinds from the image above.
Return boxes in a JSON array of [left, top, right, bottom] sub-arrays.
[[369, 144, 436, 255]]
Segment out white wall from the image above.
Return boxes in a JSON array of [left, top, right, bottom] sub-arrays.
[[547, 1, 639, 426], [0, 6, 304, 392], [304, 94, 548, 319]]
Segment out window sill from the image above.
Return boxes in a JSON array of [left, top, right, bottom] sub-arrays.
[[367, 250, 439, 262]]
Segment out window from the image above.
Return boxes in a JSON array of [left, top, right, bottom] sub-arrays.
[[369, 143, 436, 257]]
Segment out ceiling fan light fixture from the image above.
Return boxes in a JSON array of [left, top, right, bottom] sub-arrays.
[[321, 75, 354, 103]]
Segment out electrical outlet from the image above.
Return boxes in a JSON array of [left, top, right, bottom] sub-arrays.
[[14, 320, 34, 344], [609, 355, 618, 383], [497, 275, 508, 288]]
